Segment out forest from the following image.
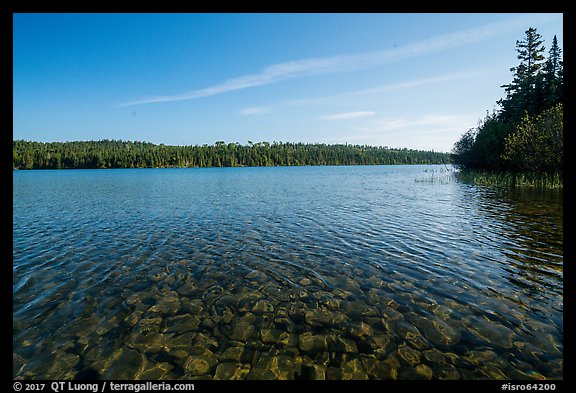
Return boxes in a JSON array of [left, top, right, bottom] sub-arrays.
[[451, 28, 563, 177], [12, 140, 450, 170]]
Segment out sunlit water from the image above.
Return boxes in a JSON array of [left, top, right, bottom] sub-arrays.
[[13, 165, 563, 380]]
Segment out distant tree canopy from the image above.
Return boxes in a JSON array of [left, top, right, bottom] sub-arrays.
[[12, 140, 451, 170], [452, 27, 563, 175]]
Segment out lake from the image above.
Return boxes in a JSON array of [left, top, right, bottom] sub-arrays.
[[12, 165, 563, 380]]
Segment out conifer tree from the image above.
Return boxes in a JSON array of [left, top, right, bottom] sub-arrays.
[[498, 27, 547, 123]]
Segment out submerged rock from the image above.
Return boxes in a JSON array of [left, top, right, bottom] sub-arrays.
[[329, 336, 358, 354], [415, 364, 433, 380], [228, 314, 257, 342], [213, 362, 251, 380], [396, 343, 421, 367], [164, 314, 201, 333], [184, 346, 217, 377], [103, 348, 143, 380], [341, 358, 368, 380], [247, 353, 302, 380], [260, 329, 283, 345], [361, 357, 397, 379], [218, 346, 244, 362], [166, 331, 196, 350], [422, 348, 447, 365], [465, 316, 515, 349], [369, 334, 391, 352], [412, 316, 461, 347], [47, 353, 80, 379], [478, 364, 509, 379], [349, 322, 373, 340], [138, 362, 174, 380], [304, 309, 348, 327], [435, 363, 461, 380], [394, 320, 421, 341], [298, 332, 328, 353], [252, 300, 275, 314]]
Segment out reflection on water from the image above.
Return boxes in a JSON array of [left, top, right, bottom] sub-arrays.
[[13, 166, 562, 380]]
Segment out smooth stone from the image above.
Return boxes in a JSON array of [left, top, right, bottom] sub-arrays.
[[229, 318, 256, 342], [193, 333, 219, 352], [260, 329, 283, 344], [167, 331, 196, 350], [466, 317, 515, 349], [298, 332, 327, 353], [342, 358, 368, 380], [408, 334, 432, 351], [433, 304, 452, 319], [479, 364, 508, 379], [124, 311, 143, 327], [181, 298, 204, 314], [349, 322, 373, 340], [252, 300, 275, 314], [413, 316, 461, 347], [48, 353, 80, 378], [184, 358, 210, 376], [422, 348, 447, 365], [299, 278, 312, 286], [507, 368, 547, 380], [103, 348, 143, 380], [137, 317, 163, 333], [466, 349, 498, 366], [304, 309, 348, 327], [165, 314, 201, 333], [394, 320, 421, 341], [168, 349, 189, 360], [436, 363, 461, 380], [218, 346, 244, 362], [138, 363, 173, 380], [277, 332, 299, 347], [396, 344, 421, 367], [369, 334, 391, 351], [184, 347, 217, 376], [214, 363, 251, 380], [415, 364, 433, 380], [127, 331, 163, 353], [270, 354, 301, 380], [325, 367, 343, 380], [222, 307, 235, 324], [237, 293, 263, 312], [361, 357, 397, 379], [330, 336, 358, 354]]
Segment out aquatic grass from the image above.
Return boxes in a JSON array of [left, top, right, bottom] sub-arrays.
[[414, 166, 457, 184], [455, 170, 563, 190]]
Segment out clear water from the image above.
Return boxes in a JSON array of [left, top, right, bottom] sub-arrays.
[[13, 165, 563, 380]]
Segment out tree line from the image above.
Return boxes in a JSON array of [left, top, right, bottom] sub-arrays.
[[452, 27, 563, 175], [12, 140, 450, 170]]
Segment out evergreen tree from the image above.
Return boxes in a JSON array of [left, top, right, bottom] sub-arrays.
[[452, 27, 562, 176], [541, 35, 563, 107], [498, 27, 547, 123]]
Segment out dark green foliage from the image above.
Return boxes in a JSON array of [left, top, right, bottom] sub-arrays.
[[452, 27, 563, 180], [12, 140, 450, 170], [502, 103, 563, 174]]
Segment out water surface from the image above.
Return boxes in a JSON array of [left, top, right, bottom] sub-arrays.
[[13, 166, 563, 380]]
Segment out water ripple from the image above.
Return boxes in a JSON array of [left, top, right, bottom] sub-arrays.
[[13, 166, 562, 380]]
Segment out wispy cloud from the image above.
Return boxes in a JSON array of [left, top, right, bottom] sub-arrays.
[[325, 113, 476, 151], [239, 106, 271, 115], [351, 114, 474, 136], [118, 13, 560, 107], [287, 70, 488, 106], [321, 111, 376, 121]]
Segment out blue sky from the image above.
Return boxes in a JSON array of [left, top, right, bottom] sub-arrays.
[[13, 13, 563, 152]]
